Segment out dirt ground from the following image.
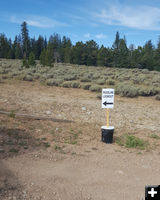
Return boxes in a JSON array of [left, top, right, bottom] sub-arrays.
[[0, 80, 160, 200]]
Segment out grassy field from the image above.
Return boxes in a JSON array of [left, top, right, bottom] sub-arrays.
[[0, 59, 160, 99]]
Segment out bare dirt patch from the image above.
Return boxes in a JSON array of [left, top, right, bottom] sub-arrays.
[[0, 80, 160, 200]]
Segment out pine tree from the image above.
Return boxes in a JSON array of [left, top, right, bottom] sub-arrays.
[[70, 42, 85, 65], [45, 48, 52, 66], [112, 31, 120, 49], [61, 36, 72, 63], [112, 32, 129, 68], [154, 37, 160, 71], [97, 45, 107, 66], [21, 21, 30, 58], [35, 35, 45, 59], [118, 39, 129, 68], [141, 40, 154, 70], [85, 40, 98, 66], [0, 34, 11, 58], [40, 49, 46, 66], [28, 51, 36, 66], [14, 35, 23, 59]]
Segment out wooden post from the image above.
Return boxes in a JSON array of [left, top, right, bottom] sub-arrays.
[[106, 108, 109, 127]]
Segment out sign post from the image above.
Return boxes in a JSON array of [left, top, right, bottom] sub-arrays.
[[107, 108, 109, 127], [101, 88, 114, 144]]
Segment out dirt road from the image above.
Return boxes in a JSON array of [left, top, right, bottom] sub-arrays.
[[0, 80, 160, 200]]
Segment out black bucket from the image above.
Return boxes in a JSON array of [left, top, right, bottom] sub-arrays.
[[101, 126, 114, 144]]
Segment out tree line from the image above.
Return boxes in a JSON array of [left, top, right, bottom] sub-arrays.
[[0, 21, 160, 71]]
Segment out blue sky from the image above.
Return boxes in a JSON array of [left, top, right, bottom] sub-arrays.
[[1, 0, 160, 48]]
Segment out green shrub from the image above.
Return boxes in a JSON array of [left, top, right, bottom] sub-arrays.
[[152, 75, 160, 84], [61, 82, 72, 88], [138, 87, 158, 96], [107, 79, 115, 85], [81, 84, 91, 90], [0, 69, 9, 74], [46, 74, 54, 79], [116, 84, 138, 98], [46, 79, 63, 86], [64, 74, 77, 81], [116, 135, 148, 149], [11, 72, 19, 77], [132, 75, 145, 84], [89, 85, 101, 92], [34, 74, 40, 80], [80, 77, 92, 82], [23, 75, 33, 81], [92, 74, 100, 79], [30, 69, 36, 73], [96, 79, 106, 85], [153, 82, 160, 87], [70, 82, 80, 88], [149, 134, 160, 139], [125, 135, 148, 149], [155, 94, 160, 100], [141, 69, 149, 74]]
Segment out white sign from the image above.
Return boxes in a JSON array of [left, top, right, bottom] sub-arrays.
[[102, 88, 114, 108]]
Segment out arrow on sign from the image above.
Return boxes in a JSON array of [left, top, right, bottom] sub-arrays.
[[103, 101, 113, 106]]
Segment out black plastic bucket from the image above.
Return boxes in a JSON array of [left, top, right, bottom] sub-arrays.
[[101, 126, 114, 144]]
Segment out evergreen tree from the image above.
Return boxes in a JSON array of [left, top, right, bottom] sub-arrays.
[[1, 20, 160, 72], [30, 37, 36, 57], [6, 38, 13, 58], [45, 48, 52, 66], [44, 37, 47, 49], [112, 32, 120, 67], [28, 51, 36, 66], [112, 32, 129, 68], [70, 42, 85, 65], [60, 36, 72, 63], [14, 34, 23, 59], [140, 40, 154, 70], [154, 37, 160, 71], [21, 21, 30, 58], [97, 45, 107, 66], [40, 49, 46, 66], [48, 34, 61, 62], [97, 46, 113, 67], [46, 41, 54, 64], [112, 31, 120, 49], [118, 39, 129, 68], [34, 35, 45, 59], [0, 34, 11, 58], [85, 40, 98, 66]]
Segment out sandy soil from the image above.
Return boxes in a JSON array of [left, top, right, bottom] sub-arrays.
[[0, 80, 160, 200]]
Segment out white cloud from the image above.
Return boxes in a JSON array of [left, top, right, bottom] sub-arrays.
[[94, 5, 160, 30], [95, 33, 106, 39], [10, 15, 68, 28], [84, 33, 91, 38]]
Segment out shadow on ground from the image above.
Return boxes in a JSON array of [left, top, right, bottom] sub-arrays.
[[0, 125, 42, 199], [0, 161, 24, 199], [0, 126, 41, 159]]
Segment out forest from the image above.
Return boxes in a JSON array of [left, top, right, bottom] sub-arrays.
[[0, 21, 160, 71]]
